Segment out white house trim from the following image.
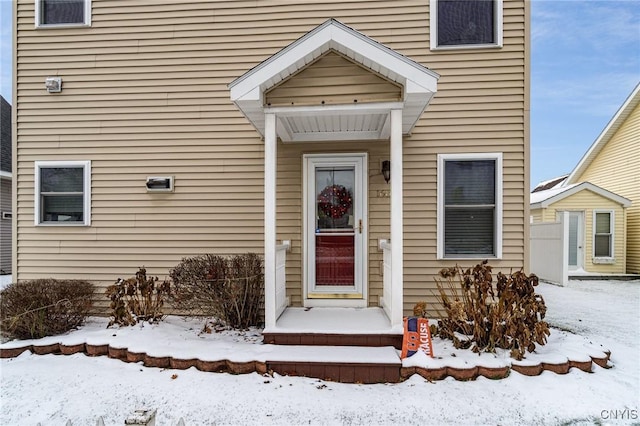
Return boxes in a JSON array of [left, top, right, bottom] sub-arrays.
[[35, 0, 92, 28], [34, 160, 91, 227], [530, 181, 632, 210], [592, 209, 615, 263], [264, 113, 277, 329], [229, 19, 439, 141], [389, 108, 404, 328], [436, 152, 503, 260], [302, 153, 368, 307], [429, 0, 503, 50]]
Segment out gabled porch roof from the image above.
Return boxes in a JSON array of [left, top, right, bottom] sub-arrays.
[[530, 181, 632, 210], [229, 19, 439, 142]]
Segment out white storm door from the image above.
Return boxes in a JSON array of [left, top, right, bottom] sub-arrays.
[[304, 154, 367, 300], [568, 211, 584, 270]]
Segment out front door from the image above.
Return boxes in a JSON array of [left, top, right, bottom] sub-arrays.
[[567, 211, 584, 270], [304, 154, 367, 303]]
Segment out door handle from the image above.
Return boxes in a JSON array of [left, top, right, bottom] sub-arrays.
[[358, 219, 363, 234]]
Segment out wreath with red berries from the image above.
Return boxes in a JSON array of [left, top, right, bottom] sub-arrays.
[[317, 184, 353, 219]]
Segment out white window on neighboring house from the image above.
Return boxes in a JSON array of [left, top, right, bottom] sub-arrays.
[[593, 210, 614, 261], [35, 161, 91, 226], [437, 153, 503, 259], [430, 0, 503, 50], [35, 0, 91, 28]]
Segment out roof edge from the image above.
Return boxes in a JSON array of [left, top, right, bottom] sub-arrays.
[[565, 82, 640, 185], [532, 181, 632, 209], [228, 18, 440, 97]]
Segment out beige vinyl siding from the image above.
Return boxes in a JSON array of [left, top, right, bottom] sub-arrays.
[[266, 51, 402, 107], [540, 190, 627, 274], [15, 0, 528, 316], [574, 103, 640, 273]]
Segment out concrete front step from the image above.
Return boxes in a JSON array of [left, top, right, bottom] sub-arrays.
[[267, 360, 401, 383], [264, 307, 403, 349], [264, 344, 402, 384], [262, 332, 403, 349]]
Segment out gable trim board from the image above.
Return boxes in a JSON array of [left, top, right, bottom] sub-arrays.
[[531, 182, 632, 210], [565, 83, 640, 186], [229, 19, 440, 142]]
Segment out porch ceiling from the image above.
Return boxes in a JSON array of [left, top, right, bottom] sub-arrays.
[[229, 19, 440, 142]]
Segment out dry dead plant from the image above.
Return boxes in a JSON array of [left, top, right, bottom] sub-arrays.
[[431, 260, 550, 360], [170, 253, 263, 329], [105, 268, 171, 327]]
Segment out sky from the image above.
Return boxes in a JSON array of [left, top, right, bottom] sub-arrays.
[[0, 0, 638, 189]]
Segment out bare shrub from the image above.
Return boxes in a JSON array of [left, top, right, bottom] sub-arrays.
[[0, 279, 94, 339], [431, 260, 550, 360], [105, 268, 171, 327], [170, 253, 263, 329]]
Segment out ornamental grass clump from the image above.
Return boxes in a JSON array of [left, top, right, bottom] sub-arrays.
[[170, 253, 263, 329], [0, 279, 94, 339], [433, 260, 550, 360], [105, 268, 171, 327]]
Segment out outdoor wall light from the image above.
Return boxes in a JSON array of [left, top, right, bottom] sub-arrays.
[[45, 77, 62, 93], [381, 160, 391, 183], [146, 176, 174, 192]]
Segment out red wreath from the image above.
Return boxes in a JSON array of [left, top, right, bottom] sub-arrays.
[[318, 184, 353, 219]]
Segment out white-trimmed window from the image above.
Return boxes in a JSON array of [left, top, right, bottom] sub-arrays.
[[593, 210, 614, 261], [430, 0, 503, 50], [35, 0, 91, 28], [437, 153, 503, 259], [35, 161, 91, 226]]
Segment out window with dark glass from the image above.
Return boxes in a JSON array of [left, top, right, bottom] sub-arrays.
[[594, 212, 613, 258], [38, 166, 86, 223], [443, 159, 496, 256], [38, 0, 87, 26], [436, 0, 496, 47]]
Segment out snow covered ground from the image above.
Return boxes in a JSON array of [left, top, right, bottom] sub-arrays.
[[1, 279, 638, 425]]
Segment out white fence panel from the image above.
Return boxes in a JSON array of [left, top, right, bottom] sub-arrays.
[[530, 212, 568, 286]]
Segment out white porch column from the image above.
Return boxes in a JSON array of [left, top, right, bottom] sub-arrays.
[[264, 112, 277, 329], [390, 108, 404, 328]]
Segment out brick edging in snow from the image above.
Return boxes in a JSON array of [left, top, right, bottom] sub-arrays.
[[0, 342, 612, 384]]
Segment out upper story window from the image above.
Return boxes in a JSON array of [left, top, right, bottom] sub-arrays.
[[593, 210, 614, 260], [35, 161, 91, 226], [430, 0, 503, 50], [35, 0, 91, 28], [437, 153, 503, 259]]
